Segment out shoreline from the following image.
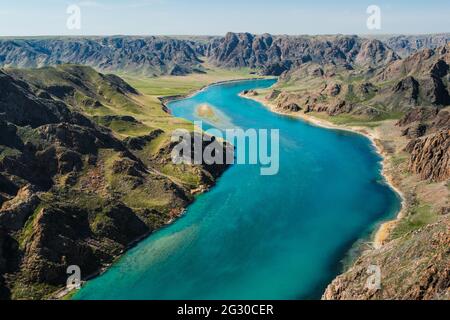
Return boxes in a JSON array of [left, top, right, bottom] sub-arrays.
[[239, 93, 407, 249], [158, 77, 276, 110]]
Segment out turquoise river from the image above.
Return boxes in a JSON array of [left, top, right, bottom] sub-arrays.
[[75, 78, 401, 300]]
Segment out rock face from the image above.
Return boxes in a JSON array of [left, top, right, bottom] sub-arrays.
[[397, 107, 441, 127], [0, 185, 40, 231], [354, 39, 399, 68], [327, 100, 353, 116], [323, 217, 450, 300], [397, 107, 450, 181], [397, 107, 449, 137], [0, 66, 229, 299], [392, 76, 420, 104], [265, 90, 281, 100], [0, 37, 205, 76], [278, 102, 301, 112], [241, 89, 258, 97], [405, 130, 450, 182]]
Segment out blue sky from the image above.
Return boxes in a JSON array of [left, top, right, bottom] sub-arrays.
[[0, 0, 449, 36]]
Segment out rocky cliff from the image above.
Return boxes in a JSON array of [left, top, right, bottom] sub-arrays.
[[323, 216, 449, 300], [404, 130, 450, 181]]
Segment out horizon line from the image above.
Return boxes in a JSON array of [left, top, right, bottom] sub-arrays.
[[1, 31, 450, 39]]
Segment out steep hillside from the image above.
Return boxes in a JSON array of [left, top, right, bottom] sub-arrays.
[[323, 216, 449, 300], [0, 65, 229, 299], [398, 107, 450, 182], [258, 44, 450, 121]]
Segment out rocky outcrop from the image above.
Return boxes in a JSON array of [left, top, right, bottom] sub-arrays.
[[355, 82, 378, 99], [278, 102, 301, 112], [405, 130, 450, 182], [397, 107, 450, 181], [242, 90, 258, 96], [433, 109, 450, 130], [398, 107, 450, 137], [392, 76, 420, 104], [355, 39, 399, 68], [326, 83, 342, 97], [397, 107, 440, 127], [327, 100, 353, 116], [0, 185, 40, 231], [261, 61, 293, 76], [154, 132, 233, 185], [422, 75, 450, 106], [265, 90, 281, 100], [323, 217, 450, 300], [270, 43, 450, 123]]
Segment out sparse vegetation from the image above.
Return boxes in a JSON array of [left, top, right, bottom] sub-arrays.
[[391, 202, 438, 239]]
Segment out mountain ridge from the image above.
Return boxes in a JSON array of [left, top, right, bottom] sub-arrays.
[[1, 33, 448, 76]]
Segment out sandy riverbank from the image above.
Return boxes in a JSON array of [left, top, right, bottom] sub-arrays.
[[239, 93, 408, 249]]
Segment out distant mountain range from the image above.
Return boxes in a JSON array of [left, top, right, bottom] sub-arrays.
[[0, 37, 205, 76], [206, 33, 399, 73], [0, 33, 449, 76]]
